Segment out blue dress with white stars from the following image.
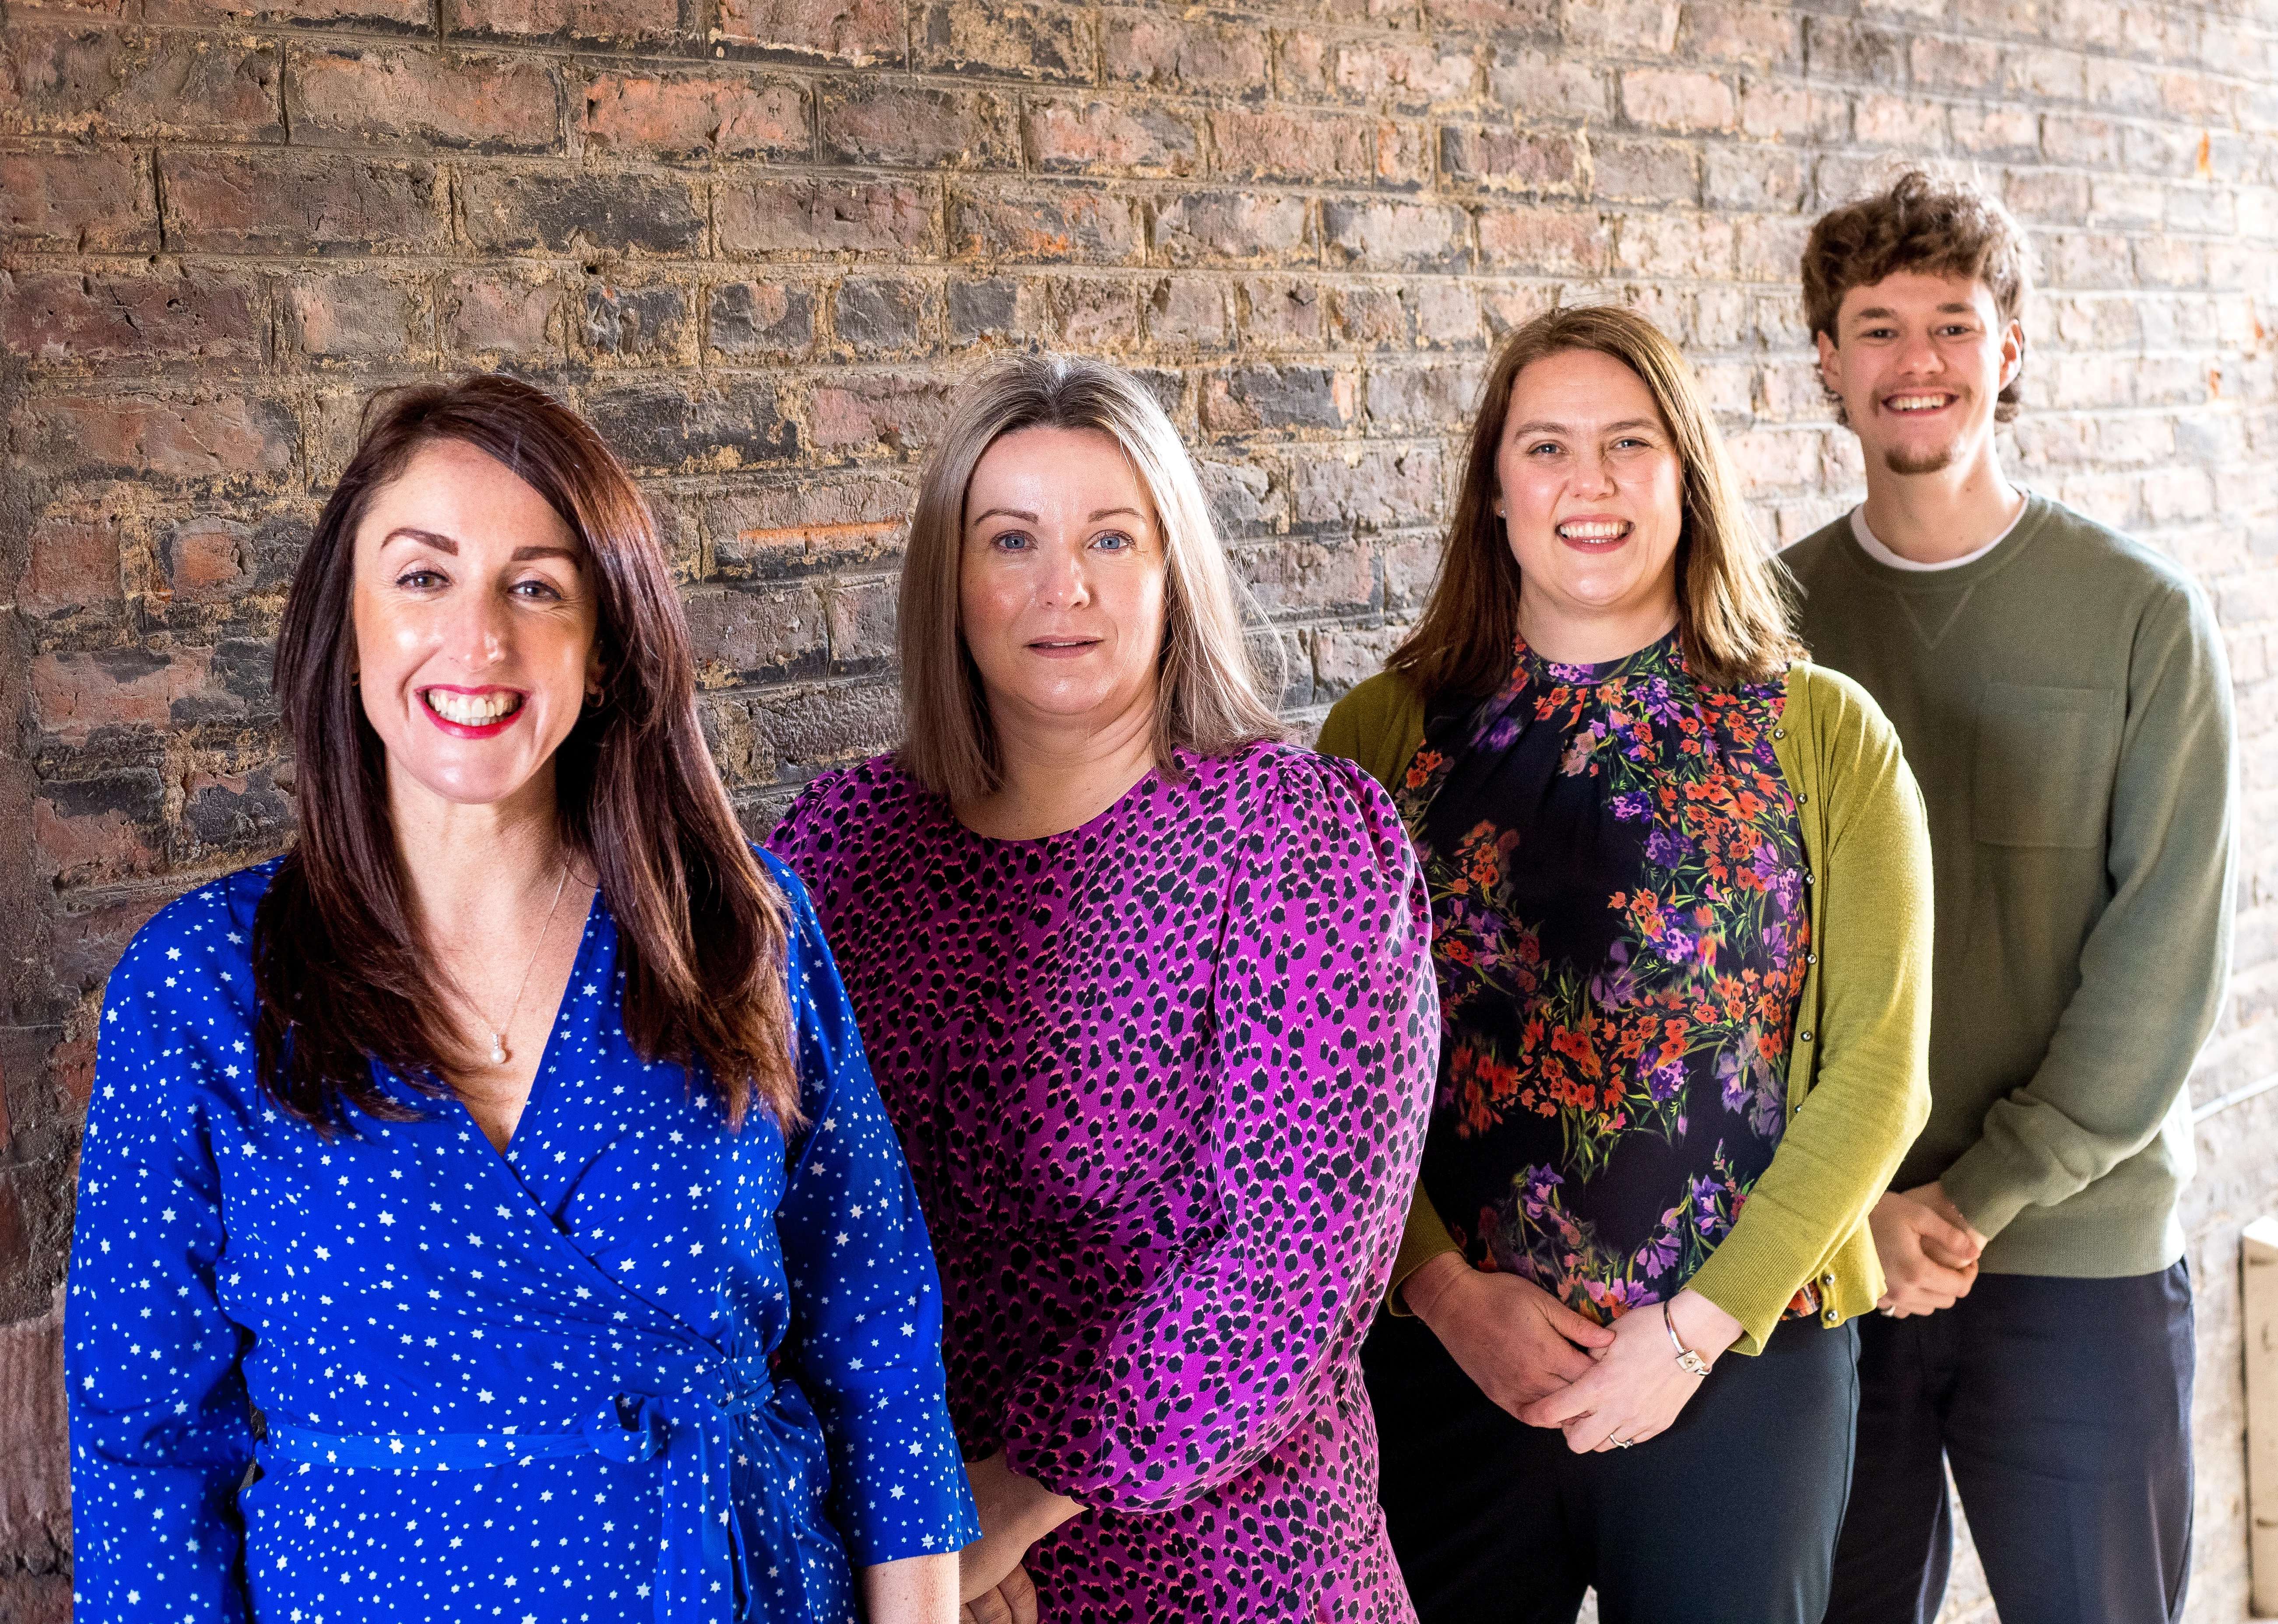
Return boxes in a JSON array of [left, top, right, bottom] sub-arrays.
[[65, 851, 979, 1624]]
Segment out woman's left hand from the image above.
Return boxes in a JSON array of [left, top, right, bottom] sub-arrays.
[[957, 1451, 1083, 1618], [1515, 1287, 1743, 1452]]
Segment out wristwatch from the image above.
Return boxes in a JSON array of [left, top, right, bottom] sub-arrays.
[[1663, 1300, 1711, 1377]]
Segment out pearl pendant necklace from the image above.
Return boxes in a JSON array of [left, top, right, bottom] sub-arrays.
[[482, 865, 573, 1068]]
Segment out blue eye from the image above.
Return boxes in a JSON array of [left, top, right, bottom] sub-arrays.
[[992, 531, 1032, 551], [1093, 531, 1134, 551]]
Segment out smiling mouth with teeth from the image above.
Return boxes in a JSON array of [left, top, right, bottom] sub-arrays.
[[1557, 521, 1632, 542], [1887, 394, 1956, 412], [422, 688, 526, 728]]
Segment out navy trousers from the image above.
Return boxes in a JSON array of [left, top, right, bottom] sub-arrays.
[[1825, 1262, 2195, 1624], [1365, 1310, 1860, 1624]]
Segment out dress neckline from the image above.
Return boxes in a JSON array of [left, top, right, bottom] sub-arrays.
[[1514, 627, 1685, 690]]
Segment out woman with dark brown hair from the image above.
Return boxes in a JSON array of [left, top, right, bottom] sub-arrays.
[[1319, 305, 1936, 1623], [64, 375, 975, 1624]]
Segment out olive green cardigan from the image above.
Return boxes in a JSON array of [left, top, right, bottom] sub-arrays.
[[1318, 661, 1936, 1356]]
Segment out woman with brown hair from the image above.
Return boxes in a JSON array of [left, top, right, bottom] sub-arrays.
[[1319, 305, 1936, 1623], [770, 353, 1439, 1624], [65, 375, 976, 1624]]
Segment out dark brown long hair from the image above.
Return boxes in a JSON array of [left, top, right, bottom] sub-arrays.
[[1389, 303, 1802, 703], [255, 374, 801, 1132]]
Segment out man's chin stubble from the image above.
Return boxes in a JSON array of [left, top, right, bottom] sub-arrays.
[[1884, 443, 1956, 475]]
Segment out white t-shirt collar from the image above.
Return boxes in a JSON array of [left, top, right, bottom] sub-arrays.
[[1849, 492, 2031, 573]]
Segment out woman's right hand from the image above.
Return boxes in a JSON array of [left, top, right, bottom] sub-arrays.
[[1402, 1252, 1615, 1417]]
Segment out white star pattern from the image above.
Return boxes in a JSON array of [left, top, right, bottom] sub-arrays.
[[63, 853, 977, 1620]]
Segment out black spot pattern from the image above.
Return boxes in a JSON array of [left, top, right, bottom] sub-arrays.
[[773, 742, 1439, 1622]]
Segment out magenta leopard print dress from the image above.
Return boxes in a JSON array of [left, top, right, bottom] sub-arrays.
[[772, 740, 1437, 1623]]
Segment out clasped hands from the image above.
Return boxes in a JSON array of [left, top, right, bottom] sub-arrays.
[[1870, 1180, 1986, 1317], [1403, 1252, 1743, 1453]]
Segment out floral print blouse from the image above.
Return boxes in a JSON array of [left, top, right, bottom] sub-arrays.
[[1396, 631, 1815, 1324]]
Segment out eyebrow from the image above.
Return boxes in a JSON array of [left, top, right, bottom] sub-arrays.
[[380, 527, 580, 564], [967, 506, 1150, 526], [1508, 418, 1663, 437], [1847, 303, 1979, 322]]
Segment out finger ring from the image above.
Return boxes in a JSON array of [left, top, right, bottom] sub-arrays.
[[1877, 1306, 1896, 1317], [1613, 1436, 1634, 1448]]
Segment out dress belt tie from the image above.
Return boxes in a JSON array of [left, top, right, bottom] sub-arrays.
[[258, 1354, 807, 1624]]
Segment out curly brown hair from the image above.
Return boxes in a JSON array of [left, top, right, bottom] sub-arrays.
[[1803, 169, 2032, 422]]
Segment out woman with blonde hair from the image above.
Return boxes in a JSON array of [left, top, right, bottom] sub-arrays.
[[1320, 305, 1935, 1623], [771, 354, 1438, 1624]]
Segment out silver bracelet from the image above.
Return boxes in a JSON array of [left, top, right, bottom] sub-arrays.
[[1663, 1300, 1711, 1377]]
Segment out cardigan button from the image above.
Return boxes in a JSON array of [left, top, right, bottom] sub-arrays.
[[1799, 1031, 1813, 1043], [1773, 728, 1786, 738], [1807, 953, 1817, 965]]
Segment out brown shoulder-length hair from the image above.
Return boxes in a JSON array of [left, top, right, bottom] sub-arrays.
[[1389, 304, 1802, 703], [898, 353, 1286, 804], [256, 374, 800, 1133]]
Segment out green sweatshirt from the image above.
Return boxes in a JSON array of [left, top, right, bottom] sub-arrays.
[[1781, 493, 2235, 1278]]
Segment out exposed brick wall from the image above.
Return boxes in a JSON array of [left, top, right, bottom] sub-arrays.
[[4, 0, 2276, 1616]]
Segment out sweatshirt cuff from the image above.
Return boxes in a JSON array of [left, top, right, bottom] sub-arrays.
[[1933, 1142, 2030, 1242], [1385, 1184, 1463, 1316]]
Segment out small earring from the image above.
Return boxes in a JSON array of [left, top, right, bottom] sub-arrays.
[[349, 671, 360, 687]]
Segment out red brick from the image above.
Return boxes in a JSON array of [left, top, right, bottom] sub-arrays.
[[1203, 365, 1359, 433], [1143, 278, 1230, 351], [285, 273, 430, 360], [951, 187, 1139, 263], [1487, 48, 1607, 119], [1103, 12, 1267, 91], [16, 513, 124, 617], [584, 72, 808, 164], [146, 0, 427, 25], [1377, 120, 1432, 188], [1330, 285, 1409, 347], [1593, 136, 1701, 204], [0, 148, 156, 251], [1856, 91, 1947, 148], [589, 378, 795, 471], [288, 45, 559, 152], [1283, 34, 1480, 107], [1621, 68, 1737, 130], [1562, 0, 1680, 52], [1291, 445, 1443, 530], [1411, 281, 1481, 346], [1313, 624, 1406, 696], [717, 0, 906, 64], [158, 517, 254, 601], [1737, 81, 1847, 141], [708, 281, 817, 357], [686, 587, 826, 675], [161, 152, 447, 254], [1676, 1, 1799, 64], [448, 0, 679, 43], [1478, 207, 1610, 272], [1702, 144, 1804, 209], [1152, 191, 1311, 265], [825, 577, 896, 664], [1733, 212, 1810, 281], [1240, 278, 1324, 348], [719, 178, 937, 258], [919, 0, 1096, 83], [1440, 126, 1585, 194], [706, 475, 911, 574], [442, 271, 563, 357], [462, 169, 704, 254], [1211, 109, 1375, 185], [0, 27, 284, 141], [805, 375, 958, 457], [1422, 0, 1556, 28], [1040, 277, 1133, 349], [1367, 359, 1489, 430], [1241, 539, 1375, 614], [14, 394, 296, 482], [1911, 35, 2002, 87], [820, 85, 1014, 169], [1951, 103, 2039, 155], [1323, 200, 1469, 270], [1025, 99, 1199, 177], [3, 271, 262, 367], [31, 647, 215, 742]]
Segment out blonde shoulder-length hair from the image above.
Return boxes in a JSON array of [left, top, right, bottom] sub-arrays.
[[1390, 303, 1802, 701], [898, 353, 1286, 802]]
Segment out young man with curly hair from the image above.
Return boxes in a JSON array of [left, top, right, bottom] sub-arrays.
[[1781, 170, 2235, 1624]]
